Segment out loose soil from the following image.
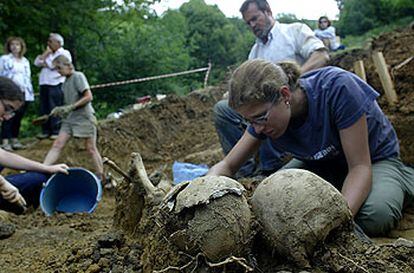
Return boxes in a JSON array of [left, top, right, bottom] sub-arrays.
[[0, 25, 413, 273]]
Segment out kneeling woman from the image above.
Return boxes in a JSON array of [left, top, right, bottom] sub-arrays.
[[208, 59, 414, 237], [0, 77, 69, 214]]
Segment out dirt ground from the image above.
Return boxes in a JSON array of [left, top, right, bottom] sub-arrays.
[[0, 26, 413, 272]]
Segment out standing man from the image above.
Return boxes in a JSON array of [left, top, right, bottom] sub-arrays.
[[213, 0, 329, 178], [34, 33, 72, 139]]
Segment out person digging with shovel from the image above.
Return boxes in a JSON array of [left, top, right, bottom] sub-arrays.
[[42, 55, 106, 186]]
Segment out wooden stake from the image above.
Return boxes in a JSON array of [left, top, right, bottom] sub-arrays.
[[353, 60, 366, 82], [372, 51, 398, 106], [204, 61, 212, 88]]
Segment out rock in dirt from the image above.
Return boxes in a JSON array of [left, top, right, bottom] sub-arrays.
[[0, 220, 16, 239], [97, 232, 124, 248]]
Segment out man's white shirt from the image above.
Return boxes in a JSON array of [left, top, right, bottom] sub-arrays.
[[34, 47, 72, 86], [248, 21, 325, 65]]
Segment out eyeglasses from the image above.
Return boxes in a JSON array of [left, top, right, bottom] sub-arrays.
[[246, 95, 278, 126], [0, 100, 16, 118]]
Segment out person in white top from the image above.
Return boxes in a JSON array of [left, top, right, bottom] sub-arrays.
[[213, 0, 330, 178], [314, 16, 345, 52], [0, 37, 34, 151], [34, 33, 72, 139]]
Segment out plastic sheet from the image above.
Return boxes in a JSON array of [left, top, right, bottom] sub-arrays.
[[172, 161, 209, 184]]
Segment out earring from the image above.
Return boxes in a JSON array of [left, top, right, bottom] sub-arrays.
[[285, 101, 290, 106]]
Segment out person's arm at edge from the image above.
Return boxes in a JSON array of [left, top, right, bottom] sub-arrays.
[[73, 89, 93, 109], [207, 131, 261, 177], [0, 56, 6, 75], [300, 48, 330, 74], [339, 115, 372, 216], [0, 148, 69, 175]]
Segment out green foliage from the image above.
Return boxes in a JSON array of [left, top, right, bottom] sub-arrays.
[[276, 13, 299, 24], [337, 0, 414, 36], [276, 13, 318, 31], [341, 16, 414, 49], [178, 0, 253, 83]]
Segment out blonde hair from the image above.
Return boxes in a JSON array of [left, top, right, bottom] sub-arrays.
[[4, 37, 27, 58], [53, 55, 73, 69], [229, 59, 300, 110]]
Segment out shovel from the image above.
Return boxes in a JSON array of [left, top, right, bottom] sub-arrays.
[[32, 114, 51, 126]]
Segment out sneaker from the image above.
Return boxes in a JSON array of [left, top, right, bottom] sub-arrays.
[[11, 141, 25, 150], [49, 134, 59, 140], [1, 143, 13, 152], [36, 133, 49, 139]]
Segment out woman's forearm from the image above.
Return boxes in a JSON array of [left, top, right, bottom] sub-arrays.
[[207, 160, 235, 177], [341, 164, 372, 216], [0, 149, 49, 173]]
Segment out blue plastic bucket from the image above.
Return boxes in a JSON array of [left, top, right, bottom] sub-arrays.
[[40, 168, 102, 216]]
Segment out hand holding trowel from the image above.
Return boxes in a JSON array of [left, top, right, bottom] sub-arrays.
[[31, 114, 51, 126], [31, 104, 76, 126]]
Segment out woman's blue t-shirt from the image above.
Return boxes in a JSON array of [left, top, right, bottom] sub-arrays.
[[247, 66, 399, 164]]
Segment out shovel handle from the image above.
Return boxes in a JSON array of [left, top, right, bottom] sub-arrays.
[[32, 114, 50, 126]]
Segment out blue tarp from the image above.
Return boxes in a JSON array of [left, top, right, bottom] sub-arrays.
[[172, 161, 209, 184]]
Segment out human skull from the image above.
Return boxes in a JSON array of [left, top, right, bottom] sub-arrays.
[[251, 169, 353, 266], [159, 176, 252, 261]]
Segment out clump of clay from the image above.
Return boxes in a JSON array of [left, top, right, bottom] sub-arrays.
[[158, 176, 252, 262], [251, 169, 353, 267]]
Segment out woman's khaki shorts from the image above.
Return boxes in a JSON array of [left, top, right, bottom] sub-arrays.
[[60, 116, 97, 138]]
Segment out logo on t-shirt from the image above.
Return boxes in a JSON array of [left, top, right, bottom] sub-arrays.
[[310, 145, 338, 160]]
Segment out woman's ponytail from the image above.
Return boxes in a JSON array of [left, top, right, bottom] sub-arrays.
[[277, 61, 301, 90]]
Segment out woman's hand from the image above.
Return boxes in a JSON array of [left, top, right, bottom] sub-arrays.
[[46, 164, 70, 175], [0, 177, 27, 208]]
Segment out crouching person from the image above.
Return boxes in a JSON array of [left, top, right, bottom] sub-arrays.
[[208, 59, 414, 237], [43, 55, 104, 183], [0, 76, 69, 214]]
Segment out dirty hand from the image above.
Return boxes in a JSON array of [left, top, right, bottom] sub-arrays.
[[51, 104, 76, 118], [0, 176, 27, 208], [47, 163, 70, 175], [45, 164, 69, 174]]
